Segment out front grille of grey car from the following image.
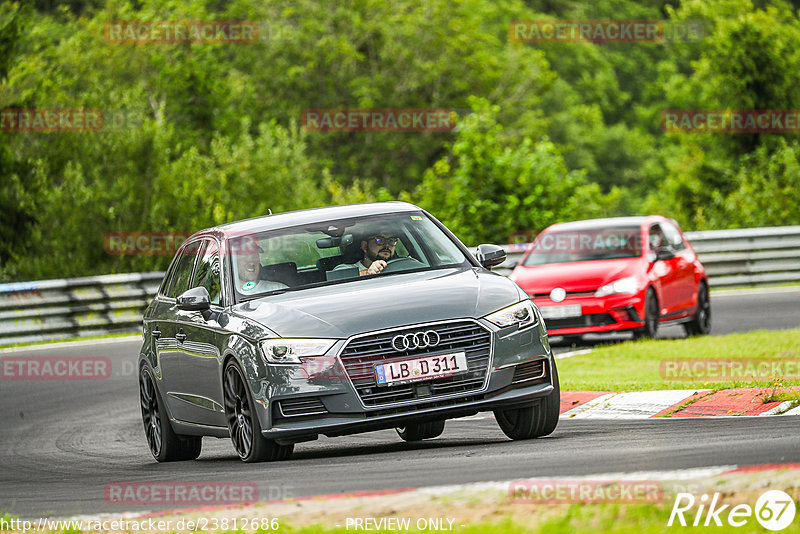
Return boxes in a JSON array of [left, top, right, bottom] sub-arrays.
[[278, 397, 328, 418], [512, 359, 546, 383], [340, 320, 492, 407]]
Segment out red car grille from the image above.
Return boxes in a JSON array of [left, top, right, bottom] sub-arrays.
[[530, 290, 596, 299], [546, 313, 616, 330]]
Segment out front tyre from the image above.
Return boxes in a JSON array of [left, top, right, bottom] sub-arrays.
[[633, 288, 659, 339], [396, 420, 446, 442], [494, 359, 560, 440], [684, 282, 711, 336], [139, 366, 202, 462], [223, 360, 293, 463]]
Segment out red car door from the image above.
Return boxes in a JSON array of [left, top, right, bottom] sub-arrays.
[[660, 221, 696, 314], [649, 223, 682, 315]]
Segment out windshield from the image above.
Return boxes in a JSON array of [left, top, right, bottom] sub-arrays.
[[523, 226, 643, 265], [228, 211, 470, 301]]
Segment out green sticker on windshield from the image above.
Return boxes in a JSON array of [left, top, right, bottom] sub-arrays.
[[242, 281, 256, 291]]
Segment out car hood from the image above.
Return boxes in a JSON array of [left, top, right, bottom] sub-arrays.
[[230, 267, 522, 338], [510, 258, 643, 294]]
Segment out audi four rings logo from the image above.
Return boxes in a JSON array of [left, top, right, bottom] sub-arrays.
[[391, 330, 441, 352]]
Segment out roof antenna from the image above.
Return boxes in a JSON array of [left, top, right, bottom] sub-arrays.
[[268, 209, 273, 215]]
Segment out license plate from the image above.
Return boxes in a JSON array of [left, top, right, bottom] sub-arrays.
[[375, 352, 468, 386], [539, 304, 582, 320]]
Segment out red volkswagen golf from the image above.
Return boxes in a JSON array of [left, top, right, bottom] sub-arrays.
[[510, 216, 710, 340]]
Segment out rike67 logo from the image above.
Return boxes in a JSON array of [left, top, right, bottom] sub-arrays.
[[669, 490, 796, 531]]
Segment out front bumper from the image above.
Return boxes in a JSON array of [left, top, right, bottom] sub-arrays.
[[534, 293, 646, 336], [265, 374, 553, 443], [252, 317, 554, 443]]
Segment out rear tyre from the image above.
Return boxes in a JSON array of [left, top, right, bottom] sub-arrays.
[[633, 288, 659, 339], [684, 282, 711, 336], [139, 366, 202, 462], [223, 360, 294, 462], [494, 359, 560, 440], [396, 420, 446, 442]]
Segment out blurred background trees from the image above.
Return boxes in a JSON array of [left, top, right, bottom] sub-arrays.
[[1, 0, 798, 280]]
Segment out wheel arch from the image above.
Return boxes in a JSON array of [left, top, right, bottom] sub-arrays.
[[219, 339, 272, 433]]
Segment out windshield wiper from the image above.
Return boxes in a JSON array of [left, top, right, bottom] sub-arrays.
[[239, 285, 311, 301]]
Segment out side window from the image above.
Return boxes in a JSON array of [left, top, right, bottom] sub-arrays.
[[159, 261, 178, 296], [660, 222, 686, 251], [166, 241, 202, 298], [194, 240, 222, 305]]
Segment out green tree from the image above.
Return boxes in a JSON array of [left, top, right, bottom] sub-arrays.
[[646, 0, 800, 229], [412, 99, 616, 245], [0, 2, 37, 277]]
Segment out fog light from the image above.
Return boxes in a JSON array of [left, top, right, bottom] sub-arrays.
[[610, 308, 632, 322]]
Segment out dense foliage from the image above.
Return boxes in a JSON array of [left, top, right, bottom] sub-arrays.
[[1, 0, 799, 280]]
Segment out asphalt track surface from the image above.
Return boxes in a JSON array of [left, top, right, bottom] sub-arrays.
[[1, 288, 799, 517]]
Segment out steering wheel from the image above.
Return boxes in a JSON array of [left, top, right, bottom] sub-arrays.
[[380, 256, 426, 274]]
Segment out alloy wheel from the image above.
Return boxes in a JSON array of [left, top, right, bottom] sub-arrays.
[[697, 285, 711, 332], [224, 365, 254, 459], [139, 369, 162, 458], [645, 293, 659, 335]]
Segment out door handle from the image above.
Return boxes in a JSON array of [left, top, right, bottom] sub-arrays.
[[175, 330, 186, 343], [152, 328, 161, 339]]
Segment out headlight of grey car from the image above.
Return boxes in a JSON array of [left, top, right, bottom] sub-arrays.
[[484, 300, 538, 328], [259, 339, 337, 365]]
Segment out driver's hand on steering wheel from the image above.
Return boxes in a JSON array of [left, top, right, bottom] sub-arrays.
[[365, 260, 387, 275]]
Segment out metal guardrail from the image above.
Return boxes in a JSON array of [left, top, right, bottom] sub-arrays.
[[682, 226, 800, 287], [1, 226, 798, 346], [0, 273, 162, 346]]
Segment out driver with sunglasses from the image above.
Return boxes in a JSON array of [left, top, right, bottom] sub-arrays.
[[335, 231, 399, 276]]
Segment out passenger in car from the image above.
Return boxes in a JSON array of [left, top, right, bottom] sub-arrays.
[[235, 247, 288, 293]]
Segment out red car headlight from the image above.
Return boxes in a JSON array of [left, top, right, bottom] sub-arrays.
[[595, 276, 639, 297]]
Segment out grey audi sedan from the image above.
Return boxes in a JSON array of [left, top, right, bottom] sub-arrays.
[[138, 202, 559, 462]]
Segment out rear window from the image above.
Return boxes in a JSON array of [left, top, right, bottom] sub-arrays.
[[523, 227, 643, 265]]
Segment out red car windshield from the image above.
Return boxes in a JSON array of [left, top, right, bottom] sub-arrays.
[[523, 226, 643, 265]]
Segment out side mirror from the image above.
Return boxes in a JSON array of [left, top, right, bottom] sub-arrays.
[[177, 286, 211, 311], [655, 248, 676, 261], [476, 244, 507, 269]]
